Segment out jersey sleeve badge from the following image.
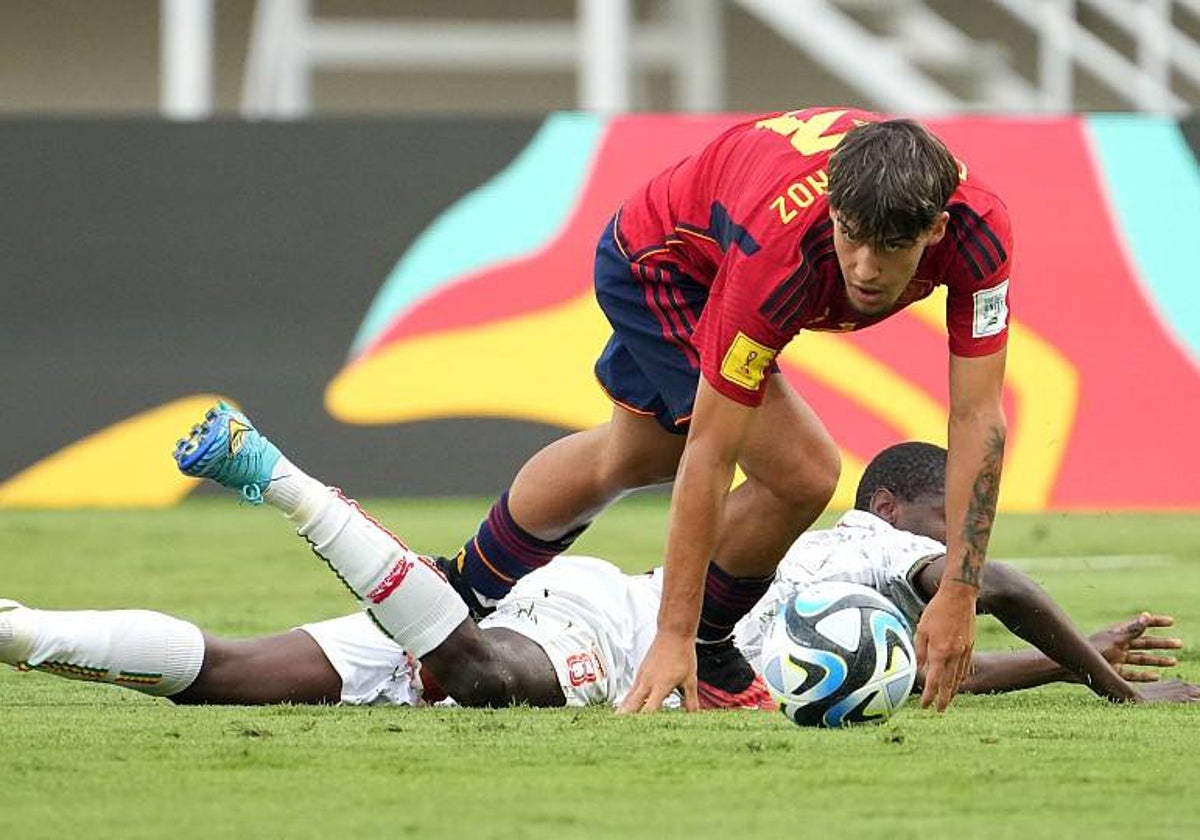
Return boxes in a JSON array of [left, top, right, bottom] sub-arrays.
[[972, 278, 1009, 338], [720, 332, 777, 390]]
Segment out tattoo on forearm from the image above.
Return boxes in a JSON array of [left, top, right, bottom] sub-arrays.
[[954, 426, 1006, 588]]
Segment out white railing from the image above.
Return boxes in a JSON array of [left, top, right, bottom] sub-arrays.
[[1083, 0, 1200, 108], [159, 0, 214, 119], [158, 0, 1200, 119], [995, 0, 1191, 113], [733, 0, 962, 114], [236, 0, 723, 119]]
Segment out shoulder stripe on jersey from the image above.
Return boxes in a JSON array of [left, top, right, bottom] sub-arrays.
[[782, 259, 838, 332], [762, 264, 804, 320], [959, 203, 1008, 264], [769, 265, 815, 333], [948, 204, 1007, 280], [761, 219, 834, 332], [802, 218, 834, 257], [953, 233, 986, 280]]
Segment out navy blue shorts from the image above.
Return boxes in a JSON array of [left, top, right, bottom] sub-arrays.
[[592, 216, 709, 435]]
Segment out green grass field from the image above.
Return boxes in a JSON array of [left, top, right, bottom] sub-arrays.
[[2, 497, 1199, 839]]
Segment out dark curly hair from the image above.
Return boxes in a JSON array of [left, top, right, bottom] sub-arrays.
[[854, 442, 947, 511]]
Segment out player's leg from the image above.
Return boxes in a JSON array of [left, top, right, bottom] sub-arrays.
[[692, 376, 840, 708], [0, 601, 205, 699], [716, 374, 840, 578], [0, 600, 365, 705], [451, 405, 684, 611], [179, 615, 430, 706], [175, 404, 563, 707], [0, 602, 427, 706], [449, 222, 695, 612], [508, 406, 685, 536], [173, 631, 342, 705]]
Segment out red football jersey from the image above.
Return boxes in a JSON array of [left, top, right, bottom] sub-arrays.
[[612, 106, 1012, 406]]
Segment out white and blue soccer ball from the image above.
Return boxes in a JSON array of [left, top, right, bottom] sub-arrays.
[[760, 581, 917, 728]]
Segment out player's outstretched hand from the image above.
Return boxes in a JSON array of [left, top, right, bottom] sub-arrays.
[[915, 583, 977, 712], [1132, 679, 1200, 703], [617, 631, 698, 714], [1090, 612, 1183, 682]]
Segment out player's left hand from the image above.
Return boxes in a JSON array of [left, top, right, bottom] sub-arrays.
[[1132, 679, 1200, 703], [915, 582, 976, 712], [1090, 612, 1183, 682]]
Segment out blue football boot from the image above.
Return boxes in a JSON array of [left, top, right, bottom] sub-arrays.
[[174, 402, 281, 504]]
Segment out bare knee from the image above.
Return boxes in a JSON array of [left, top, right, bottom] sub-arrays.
[[597, 445, 680, 489], [803, 441, 841, 508], [761, 438, 840, 514], [596, 413, 685, 490]]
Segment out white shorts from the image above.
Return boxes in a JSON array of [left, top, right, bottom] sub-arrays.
[[298, 556, 663, 708], [480, 555, 663, 707], [298, 613, 419, 706]]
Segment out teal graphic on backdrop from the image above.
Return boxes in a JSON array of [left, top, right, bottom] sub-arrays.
[[1087, 115, 1200, 362], [350, 113, 605, 358]]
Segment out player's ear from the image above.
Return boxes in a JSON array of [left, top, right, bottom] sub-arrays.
[[924, 211, 949, 246], [869, 488, 899, 524]]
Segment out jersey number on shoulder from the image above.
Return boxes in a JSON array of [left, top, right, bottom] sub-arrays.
[[756, 109, 850, 156], [758, 111, 848, 226]]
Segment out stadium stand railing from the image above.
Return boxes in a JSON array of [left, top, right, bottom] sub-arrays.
[[159, 0, 1199, 118]]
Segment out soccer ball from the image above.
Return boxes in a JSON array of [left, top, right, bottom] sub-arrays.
[[760, 581, 917, 728]]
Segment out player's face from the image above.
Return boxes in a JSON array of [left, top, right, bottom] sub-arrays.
[[892, 491, 947, 545], [831, 211, 949, 316]]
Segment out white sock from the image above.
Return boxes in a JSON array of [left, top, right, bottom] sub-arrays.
[[0, 606, 205, 697], [290, 487, 467, 659], [258, 453, 467, 658], [263, 454, 328, 521], [0, 602, 16, 649]]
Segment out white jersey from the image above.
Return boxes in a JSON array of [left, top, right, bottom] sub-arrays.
[[300, 511, 942, 707], [734, 510, 944, 671]]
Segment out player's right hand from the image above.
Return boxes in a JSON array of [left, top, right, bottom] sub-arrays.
[[915, 582, 976, 712], [617, 631, 698, 714]]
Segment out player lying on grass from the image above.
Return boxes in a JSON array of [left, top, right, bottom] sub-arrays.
[[1, 408, 1194, 708]]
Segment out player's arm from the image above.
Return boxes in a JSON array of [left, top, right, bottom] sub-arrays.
[[916, 347, 1007, 710], [618, 377, 755, 713], [910, 647, 1064, 695], [915, 559, 1186, 702], [958, 614, 1183, 695]]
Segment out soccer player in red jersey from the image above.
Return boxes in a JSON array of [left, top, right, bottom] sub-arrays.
[[445, 107, 1011, 713]]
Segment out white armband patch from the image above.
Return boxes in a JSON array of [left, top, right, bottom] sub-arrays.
[[972, 279, 1009, 338]]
